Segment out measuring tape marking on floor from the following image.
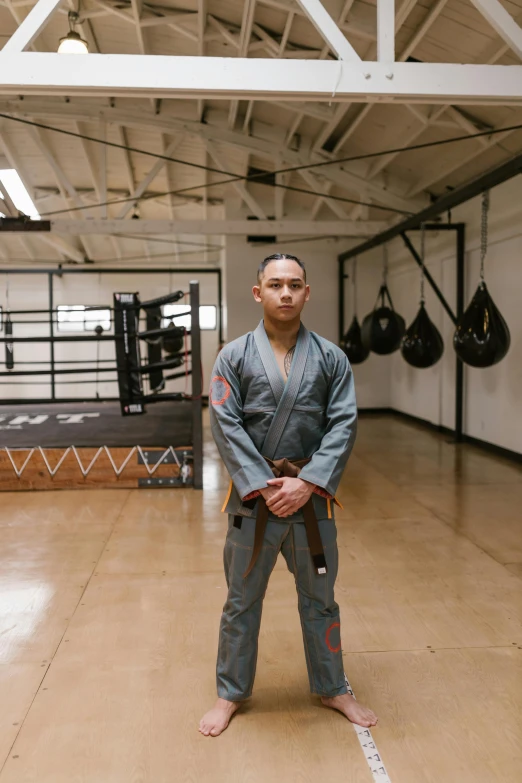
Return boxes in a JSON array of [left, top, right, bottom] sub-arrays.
[[344, 673, 393, 783]]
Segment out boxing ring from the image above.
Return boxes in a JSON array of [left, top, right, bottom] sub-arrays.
[[0, 268, 218, 491]]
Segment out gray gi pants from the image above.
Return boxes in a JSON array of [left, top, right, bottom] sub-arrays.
[[216, 513, 348, 701]]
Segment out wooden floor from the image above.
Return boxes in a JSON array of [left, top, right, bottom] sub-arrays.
[[0, 412, 521, 783]]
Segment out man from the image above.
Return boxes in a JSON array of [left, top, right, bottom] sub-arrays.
[[199, 253, 378, 737]]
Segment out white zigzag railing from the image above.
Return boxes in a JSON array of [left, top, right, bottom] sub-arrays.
[[1, 445, 181, 479]]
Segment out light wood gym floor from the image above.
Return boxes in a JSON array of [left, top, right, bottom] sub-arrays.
[[0, 412, 521, 783]]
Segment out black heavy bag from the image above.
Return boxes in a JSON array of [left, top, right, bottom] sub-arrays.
[[401, 302, 444, 368], [145, 306, 165, 393], [453, 281, 510, 368], [361, 284, 406, 355], [5, 311, 14, 370], [342, 316, 370, 364]]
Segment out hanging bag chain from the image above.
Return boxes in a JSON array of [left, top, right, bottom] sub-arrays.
[[353, 257, 358, 318], [480, 190, 490, 283], [420, 223, 426, 304]]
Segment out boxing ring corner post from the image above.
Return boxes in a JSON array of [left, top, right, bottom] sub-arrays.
[[190, 280, 203, 490]]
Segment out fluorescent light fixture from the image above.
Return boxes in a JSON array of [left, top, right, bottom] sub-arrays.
[[0, 169, 40, 219]]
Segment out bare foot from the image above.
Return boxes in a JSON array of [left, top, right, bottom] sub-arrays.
[[198, 698, 241, 737], [321, 693, 378, 728]]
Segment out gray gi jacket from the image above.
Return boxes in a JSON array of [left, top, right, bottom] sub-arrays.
[[209, 319, 357, 522]]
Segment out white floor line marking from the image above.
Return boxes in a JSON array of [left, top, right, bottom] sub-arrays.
[[344, 673, 392, 783]]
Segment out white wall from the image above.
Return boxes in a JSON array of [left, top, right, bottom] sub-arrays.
[[0, 270, 220, 401], [380, 177, 522, 454]]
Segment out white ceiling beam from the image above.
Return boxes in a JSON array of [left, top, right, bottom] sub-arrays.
[[41, 219, 389, 236], [161, 134, 180, 264], [367, 105, 447, 179], [284, 0, 356, 148], [0, 186, 17, 216], [0, 126, 86, 262], [469, 0, 522, 60], [117, 134, 184, 219], [0, 100, 426, 212], [295, 0, 360, 61], [258, 0, 373, 43], [274, 171, 287, 219], [91, 0, 134, 24], [140, 12, 196, 27], [208, 15, 239, 48], [2, 0, 63, 52], [114, 125, 136, 195], [206, 141, 267, 219], [197, 0, 207, 122], [330, 1, 448, 154], [1, 55, 518, 105], [130, 0, 147, 55], [446, 106, 490, 148], [27, 125, 97, 258], [399, 0, 448, 62], [39, 234, 86, 264], [98, 119, 107, 219], [406, 124, 520, 197], [313, 0, 419, 152], [298, 169, 349, 219], [74, 120, 121, 258], [229, 0, 256, 129], [377, 0, 394, 63]]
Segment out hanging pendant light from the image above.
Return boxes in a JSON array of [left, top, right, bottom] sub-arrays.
[[58, 11, 89, 53], [361, 244, 405, 355], [342, 258, 370, 364], [453, 191, 511, 367], [401, 224, 444, 368]]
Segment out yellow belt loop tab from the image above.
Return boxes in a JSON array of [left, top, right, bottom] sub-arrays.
[[333, 496, 344, 510], [221, 480, 233, 513], [327, 498, 332, 519]]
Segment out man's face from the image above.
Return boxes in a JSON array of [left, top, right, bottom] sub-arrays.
[[252, 258, 310, 320]]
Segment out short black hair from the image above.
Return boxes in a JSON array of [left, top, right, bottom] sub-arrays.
[[257, 253, 306, 284]]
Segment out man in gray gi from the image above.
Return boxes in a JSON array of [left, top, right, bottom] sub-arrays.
[[199, 253, 378, 737]]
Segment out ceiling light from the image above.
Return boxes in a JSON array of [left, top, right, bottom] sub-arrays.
[[58, 11, 89, 54]]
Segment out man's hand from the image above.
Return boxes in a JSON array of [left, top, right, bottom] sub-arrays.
[[262, 477, 314, 518]]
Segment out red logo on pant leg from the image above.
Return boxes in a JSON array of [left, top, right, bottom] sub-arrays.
[[325, 622, 341, 653], [210, 375, 231, 406]]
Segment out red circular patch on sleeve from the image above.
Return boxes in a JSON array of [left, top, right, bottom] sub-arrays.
[[210, 375, 231, 406], [325, 622, 342, 653]]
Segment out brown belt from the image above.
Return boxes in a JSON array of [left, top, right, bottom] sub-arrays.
[[238, 456, 327, 579]]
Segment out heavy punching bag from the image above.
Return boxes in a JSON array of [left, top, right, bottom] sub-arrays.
[[401, 226, 444, 369], [454, 191, 510, 368], [402, 302, 444, 368], [341, 258, 370, 364], [362, 244, 405, 355]]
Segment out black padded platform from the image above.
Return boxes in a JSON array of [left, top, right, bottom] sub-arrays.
[[0, 401, 193, 448]]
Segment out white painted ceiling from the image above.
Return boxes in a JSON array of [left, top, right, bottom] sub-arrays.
[[1, 0, 522, 266]]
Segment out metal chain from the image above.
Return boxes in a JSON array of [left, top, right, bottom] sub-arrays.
[[420, 223, 426, 303], [382, 244, 388, 285], [480, 190, 490, 282], [353, 257, 358, 317]]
